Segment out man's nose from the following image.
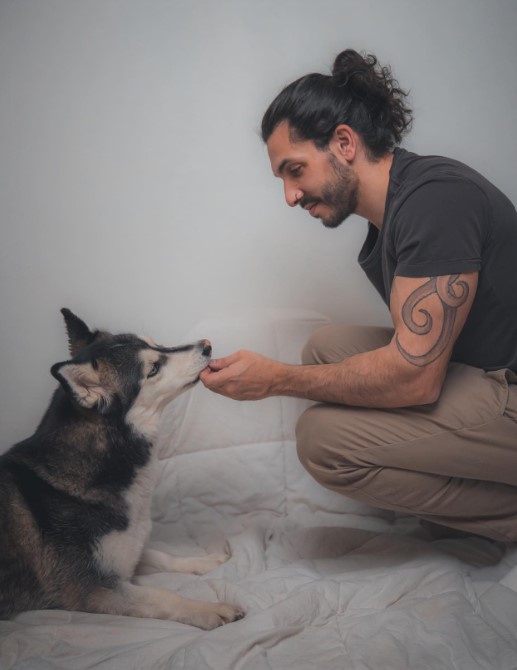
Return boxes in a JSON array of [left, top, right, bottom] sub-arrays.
[[284, 182, 303, 208]]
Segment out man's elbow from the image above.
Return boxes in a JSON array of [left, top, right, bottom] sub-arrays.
[[408, 374, 444, 406], [413, 386, 441, 406]]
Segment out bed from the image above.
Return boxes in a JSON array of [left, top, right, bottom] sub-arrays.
[[1, 309, 517, 670]]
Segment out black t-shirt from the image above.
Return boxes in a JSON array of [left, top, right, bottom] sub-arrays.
[[358, 148, 517, 372]]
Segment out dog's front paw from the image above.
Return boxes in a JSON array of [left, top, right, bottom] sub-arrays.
[[189, 552, 231, 575], [187, 602, 245, 630]]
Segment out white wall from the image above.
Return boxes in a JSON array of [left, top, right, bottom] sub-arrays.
[[1, 0, 516, 450]]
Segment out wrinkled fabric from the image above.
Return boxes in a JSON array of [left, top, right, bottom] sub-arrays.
[[1, 310, 516, 670]]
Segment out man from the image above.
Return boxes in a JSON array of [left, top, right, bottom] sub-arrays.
[[200, 49, 517, 542]]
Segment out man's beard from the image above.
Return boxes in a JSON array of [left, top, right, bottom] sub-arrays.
[[300, 154, 359, 228]]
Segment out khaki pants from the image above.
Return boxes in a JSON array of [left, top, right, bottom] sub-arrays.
[[296, 325, 517, 542]]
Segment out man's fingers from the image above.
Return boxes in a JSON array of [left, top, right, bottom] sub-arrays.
[[200, 365, 232, 390], [207, 359, 226, 371], [199, 368, 213, 383], [208, 351, 241, 371]]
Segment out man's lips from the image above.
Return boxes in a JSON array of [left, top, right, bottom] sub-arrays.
[[302, 201, 320, 217]]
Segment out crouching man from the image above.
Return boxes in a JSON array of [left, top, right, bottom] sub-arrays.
[[201, 49, 517, 543]]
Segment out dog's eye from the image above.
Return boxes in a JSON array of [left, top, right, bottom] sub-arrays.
[[147, 361, 161, 379]]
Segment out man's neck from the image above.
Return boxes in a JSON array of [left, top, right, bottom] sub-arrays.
[[355, 152, 394, 229]]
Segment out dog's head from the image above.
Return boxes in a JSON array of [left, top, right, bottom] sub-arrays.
[[51, 309, 211, 431]]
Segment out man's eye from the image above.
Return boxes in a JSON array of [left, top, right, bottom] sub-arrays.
[[290, 167, 302, 177], [147, 362, 161, 378]]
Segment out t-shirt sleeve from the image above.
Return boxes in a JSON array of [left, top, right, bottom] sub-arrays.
[[392, 177, 486, 278]]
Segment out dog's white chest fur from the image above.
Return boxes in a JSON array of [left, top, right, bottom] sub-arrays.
[[95, 455, 159, 579]]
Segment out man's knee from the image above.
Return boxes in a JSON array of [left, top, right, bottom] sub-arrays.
[[301, 326, 339, 365], [295, 404, 360, 486], [295, 405, 325, 472], [301, 325, 394, 365]]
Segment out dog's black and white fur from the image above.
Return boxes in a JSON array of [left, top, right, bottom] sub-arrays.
[[0, 309, 244, 629]]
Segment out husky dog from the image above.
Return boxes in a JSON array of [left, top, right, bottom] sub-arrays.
[[0, 309, 244, 629]]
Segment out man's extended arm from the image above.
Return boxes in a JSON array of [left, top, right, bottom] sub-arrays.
[[200, 272, 478, 408]]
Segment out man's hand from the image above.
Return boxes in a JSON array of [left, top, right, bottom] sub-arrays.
[[200, 350, 283, 400]]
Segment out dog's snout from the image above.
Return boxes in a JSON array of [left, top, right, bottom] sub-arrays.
[[201, 339, 212, 357]]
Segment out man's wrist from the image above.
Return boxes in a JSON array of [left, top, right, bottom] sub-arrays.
[[268, 361, 305, 398]]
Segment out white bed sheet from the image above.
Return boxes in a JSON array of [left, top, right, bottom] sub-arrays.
[[1, 309, 517, 670]]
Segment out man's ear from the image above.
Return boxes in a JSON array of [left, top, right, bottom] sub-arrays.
[[330, 124, 357, 161], [61, 308, 97, 357], [51, 360, 113, 413]]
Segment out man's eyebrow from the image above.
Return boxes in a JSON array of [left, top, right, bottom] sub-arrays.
[[274, 159, 295, 177]]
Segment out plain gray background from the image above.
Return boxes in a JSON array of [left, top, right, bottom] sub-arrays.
[[1, 0, 516, 450]]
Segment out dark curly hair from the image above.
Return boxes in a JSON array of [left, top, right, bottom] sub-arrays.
[[261, 49, 413, 160]]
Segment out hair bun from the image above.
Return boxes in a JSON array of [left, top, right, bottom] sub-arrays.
[[332, 49, 371, 77], [331, 49, 379, 91]]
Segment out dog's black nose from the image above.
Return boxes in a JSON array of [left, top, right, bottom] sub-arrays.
[[201, 339, 212, 357]]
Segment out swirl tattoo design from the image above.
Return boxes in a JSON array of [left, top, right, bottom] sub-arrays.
[[395, 275, 469, 367]]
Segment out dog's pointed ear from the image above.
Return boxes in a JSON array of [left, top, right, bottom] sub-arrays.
[[61, 308, 96, 357], [51, 360, 113, 413]]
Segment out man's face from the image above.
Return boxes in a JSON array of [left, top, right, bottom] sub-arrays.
[[267, 121, 359, 228]]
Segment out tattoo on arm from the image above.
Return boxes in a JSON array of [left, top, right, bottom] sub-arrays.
[[395, 275, 469, 367]]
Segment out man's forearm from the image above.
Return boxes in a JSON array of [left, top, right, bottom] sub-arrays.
[[270, 345, 441, 408]]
